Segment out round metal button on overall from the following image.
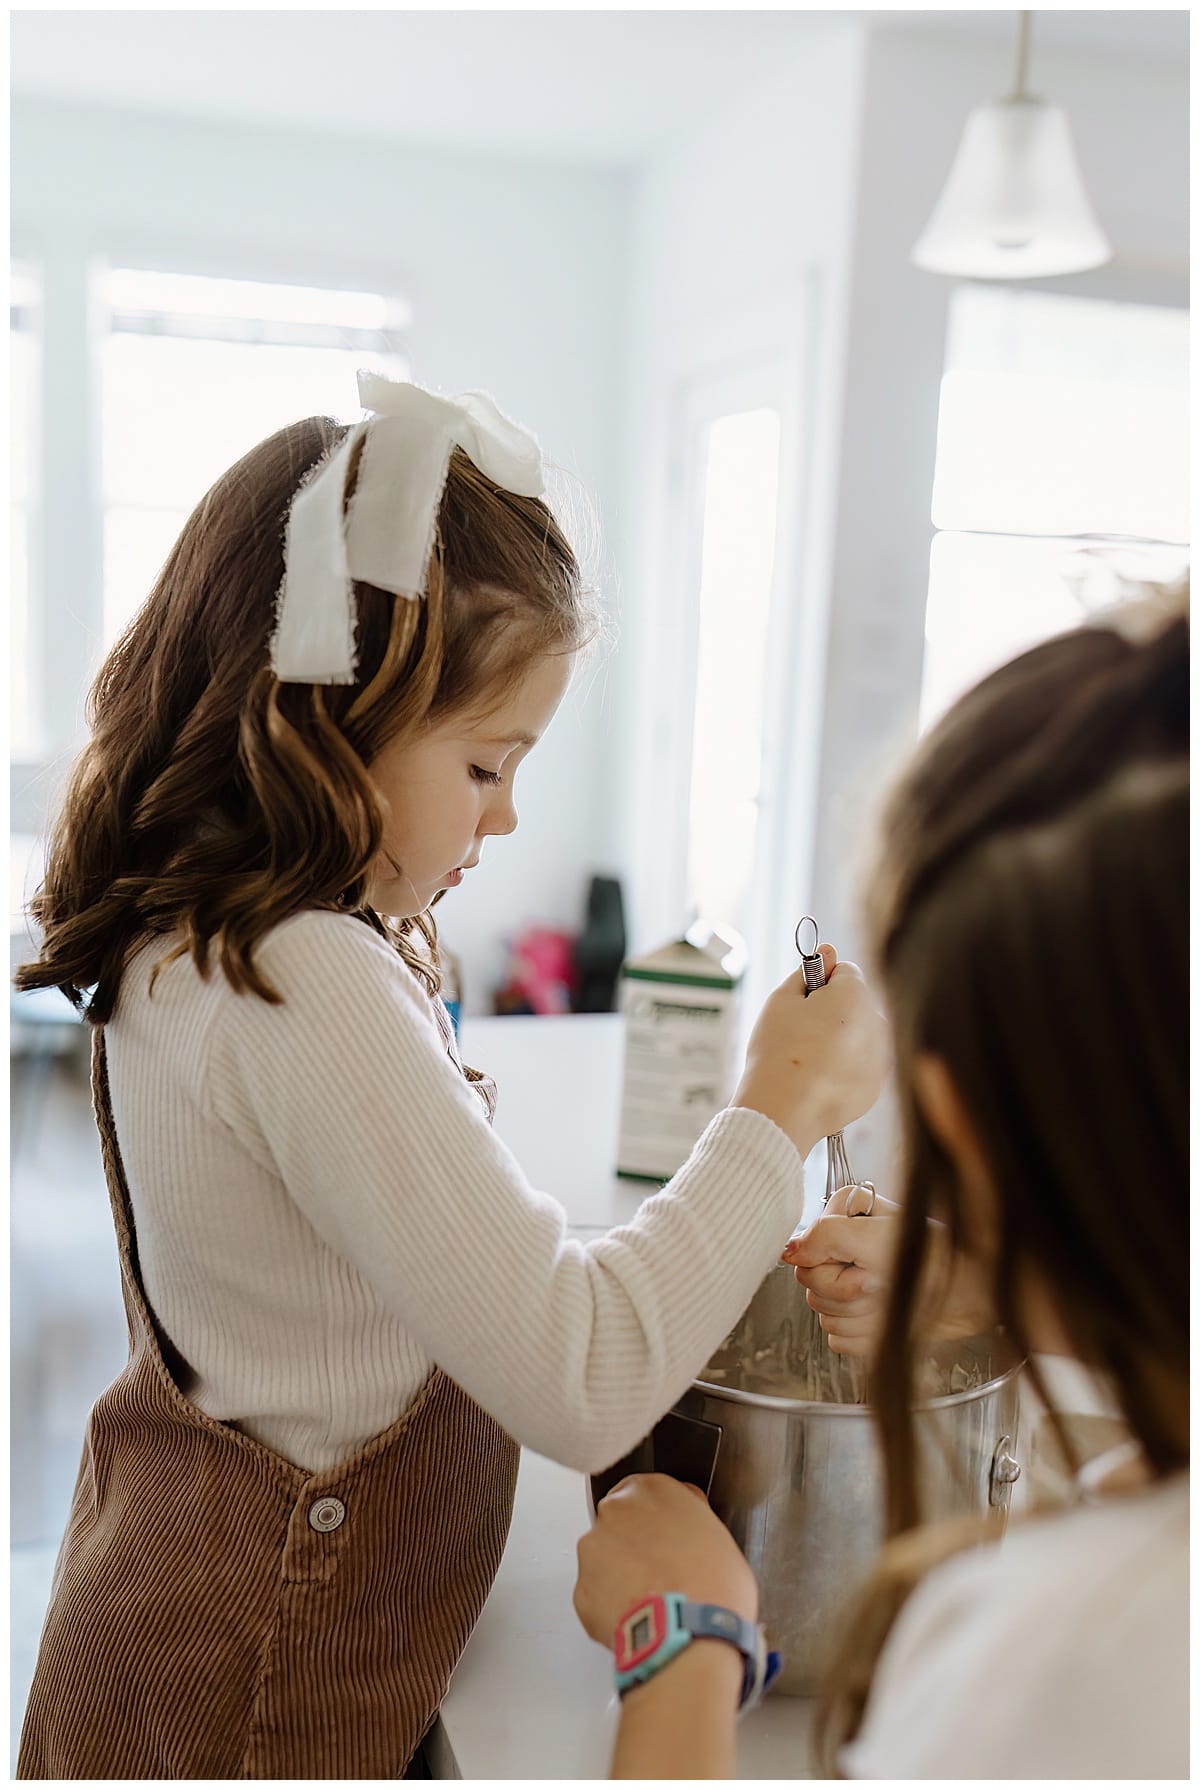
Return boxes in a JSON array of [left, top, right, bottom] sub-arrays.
[[308, 1496, 346, 1533]]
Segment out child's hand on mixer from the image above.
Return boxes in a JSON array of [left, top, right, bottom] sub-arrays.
[[782, 1193, 995, 1358], [731, 944, 890, 1158], [574, 1473, 756, 1646]]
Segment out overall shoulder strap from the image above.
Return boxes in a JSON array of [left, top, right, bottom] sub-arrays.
[[90, 1026, 138, 1267]]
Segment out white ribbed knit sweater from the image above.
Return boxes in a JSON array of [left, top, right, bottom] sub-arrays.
[[107, 910, 805, 1474]]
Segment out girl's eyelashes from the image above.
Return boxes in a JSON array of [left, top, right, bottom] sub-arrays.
[[469, 765, 504, 787]]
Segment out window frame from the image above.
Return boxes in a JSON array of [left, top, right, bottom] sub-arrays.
[[673, 372, 786, 958], [10, 249, 412, 838], [10, 259, 44, 768], [641, 276, 819, 1023], [921, 280, 1189, 729]]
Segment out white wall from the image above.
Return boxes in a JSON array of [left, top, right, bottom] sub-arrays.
[[610, 20, 1186, 1182], [11, 98, 632, 1010], [810, 27, 1191, 966], [612, 23, 1189, 983], [614, 21, 868, 1014]]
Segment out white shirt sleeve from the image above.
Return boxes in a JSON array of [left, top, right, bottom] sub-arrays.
[[204, 910, 805, 1473]]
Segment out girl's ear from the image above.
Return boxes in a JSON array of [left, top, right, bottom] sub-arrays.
[[910, 1052, 977, 1159], [910, 1052, 999, 1259], [913, 1055, 1079, 1359]]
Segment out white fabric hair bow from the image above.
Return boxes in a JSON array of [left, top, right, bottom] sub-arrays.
[[271, 370, 546, 684]]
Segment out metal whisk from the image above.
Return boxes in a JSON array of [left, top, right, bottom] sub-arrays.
[[795, 916, 877, 1403], [793, 916, 876, 1216]]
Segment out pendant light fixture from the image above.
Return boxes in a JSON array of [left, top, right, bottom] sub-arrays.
[[911, 11, 1112, 280]]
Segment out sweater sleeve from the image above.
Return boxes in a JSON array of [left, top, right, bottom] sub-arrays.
[[204, 911, 804, 1473]]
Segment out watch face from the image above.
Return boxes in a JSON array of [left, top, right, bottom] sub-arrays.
[[615, 1596, 668, 1671]]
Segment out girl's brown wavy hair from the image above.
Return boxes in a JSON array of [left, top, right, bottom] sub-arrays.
[[817, 597, 1188, 1769], [17, 416, 594, 1023]]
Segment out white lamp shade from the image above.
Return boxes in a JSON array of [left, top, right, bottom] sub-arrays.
[[912, 99, 1112, 279]]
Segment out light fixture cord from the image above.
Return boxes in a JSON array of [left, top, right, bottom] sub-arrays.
[[1009, 9, 1032, 101]]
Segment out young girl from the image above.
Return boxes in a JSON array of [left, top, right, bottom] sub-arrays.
[[574, 600, 1188, 1779], [15, 373, 887, 1779]]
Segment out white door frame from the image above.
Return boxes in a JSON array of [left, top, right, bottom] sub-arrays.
[[640, 275, 825, 1021]]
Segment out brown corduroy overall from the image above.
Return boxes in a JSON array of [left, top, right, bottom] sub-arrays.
[[18, 1028, 519, 1780]]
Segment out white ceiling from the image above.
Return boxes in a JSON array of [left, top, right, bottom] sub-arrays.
[[10, 9, 1188, 167], [9, 11, 843, 165]]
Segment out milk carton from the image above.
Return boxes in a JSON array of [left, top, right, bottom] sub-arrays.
[[616, 922, 746, 1182]]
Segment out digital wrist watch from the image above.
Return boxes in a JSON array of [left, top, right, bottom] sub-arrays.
[[612, 1591, 782, 1715]]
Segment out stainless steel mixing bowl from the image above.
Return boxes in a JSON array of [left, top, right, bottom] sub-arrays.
[[588, 1265, 1021, 1694]]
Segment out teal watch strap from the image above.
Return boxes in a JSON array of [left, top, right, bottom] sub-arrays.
[[612, 1592, 781, 1712]]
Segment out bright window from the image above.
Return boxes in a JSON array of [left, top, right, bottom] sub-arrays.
[[921, 286, 1188, 728], [11, 263, 42, 762], [101, 268, 410, 648], [686, 407, 782, 934]]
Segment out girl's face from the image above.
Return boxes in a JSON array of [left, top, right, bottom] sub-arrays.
[[366, 651, 574, 918]]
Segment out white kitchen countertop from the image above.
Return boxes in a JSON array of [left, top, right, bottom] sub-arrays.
[[434, 1014, 818, 1779], [435, 1448, 816, 1781]]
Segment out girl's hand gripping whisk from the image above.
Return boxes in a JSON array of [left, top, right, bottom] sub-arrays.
[[793, 916, 878, 1215], [781, 916, 902, 1362], [730, 930, 889, 1160]]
